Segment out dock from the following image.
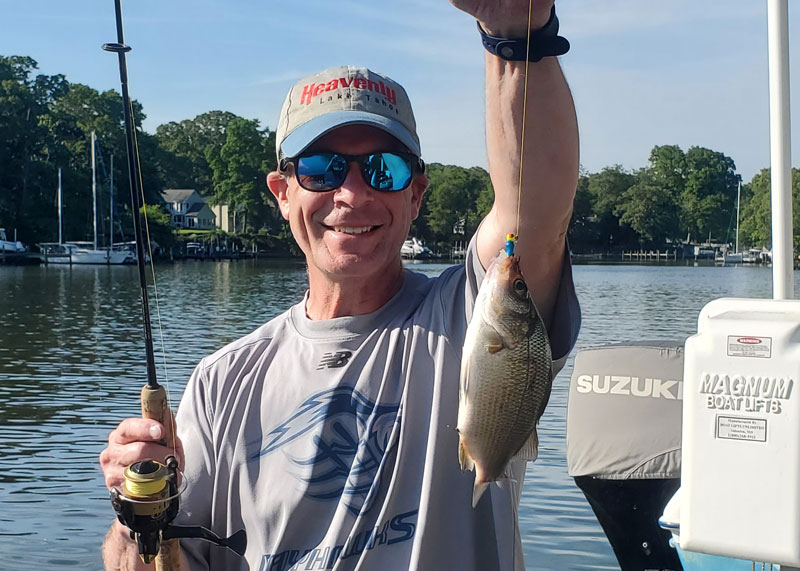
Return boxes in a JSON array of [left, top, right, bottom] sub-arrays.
[[621, 250, 679, 261], [0, 251, 40, 266]]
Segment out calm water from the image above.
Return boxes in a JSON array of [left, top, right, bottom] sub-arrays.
[[0, 259, 788, 570]]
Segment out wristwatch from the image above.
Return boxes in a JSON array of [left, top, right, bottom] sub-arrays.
[[478, 6, 570, 62]]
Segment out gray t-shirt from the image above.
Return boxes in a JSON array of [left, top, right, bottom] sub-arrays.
[[175, 241, 580, 570]]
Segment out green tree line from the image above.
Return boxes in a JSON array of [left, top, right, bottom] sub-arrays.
[[571, 145, 800, 253], [2, 55, 797, 256], [1, 55, 279, 249]]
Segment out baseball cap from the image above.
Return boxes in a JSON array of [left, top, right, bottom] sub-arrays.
[[276, 66, 421, 160]]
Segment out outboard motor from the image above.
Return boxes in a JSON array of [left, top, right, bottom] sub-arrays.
[[567, 342, 684, 571]]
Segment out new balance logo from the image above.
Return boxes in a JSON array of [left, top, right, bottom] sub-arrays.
[[317, 351, 353, 370]]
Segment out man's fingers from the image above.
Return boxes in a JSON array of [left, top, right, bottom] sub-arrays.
[[116, 441, 175, 467], [100, 416, 185, 491], [100, 441, 179, 489], [108, 418, 166, 445]]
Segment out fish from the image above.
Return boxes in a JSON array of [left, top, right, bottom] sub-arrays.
[[457, 251, 553, 507]]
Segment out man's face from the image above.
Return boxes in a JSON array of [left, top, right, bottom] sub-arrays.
[[268, 125, 427, 283]]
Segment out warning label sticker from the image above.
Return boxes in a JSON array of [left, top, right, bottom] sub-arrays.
[[716, 416, 767, 442], [727, 336, 772, 358]]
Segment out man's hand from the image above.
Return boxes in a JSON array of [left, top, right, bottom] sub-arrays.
[[99, 416, 184, 491], [449, 0, 554, 36], [100, 418, 190, 571]]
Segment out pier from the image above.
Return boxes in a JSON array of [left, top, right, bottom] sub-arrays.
[[621, 250, 679, 261]]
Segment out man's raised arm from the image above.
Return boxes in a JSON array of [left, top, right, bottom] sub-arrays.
[[453, 0, 579, 328]]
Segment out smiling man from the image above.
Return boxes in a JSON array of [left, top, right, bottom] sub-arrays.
[[101, 1, 581, 569]]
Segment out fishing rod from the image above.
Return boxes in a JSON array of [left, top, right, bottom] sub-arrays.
[[102, 1, 246, 567]]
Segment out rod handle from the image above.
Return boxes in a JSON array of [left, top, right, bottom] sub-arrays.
[[140, 384, 176, 448], [141, 384, 181, 570], [155, 537, 181, 571]]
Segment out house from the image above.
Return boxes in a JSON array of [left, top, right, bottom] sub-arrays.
[[160, 189, 217, 230], [210, 203, 234, 233]]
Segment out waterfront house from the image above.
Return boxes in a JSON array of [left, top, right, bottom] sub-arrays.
[[160, 189, 217, 230]]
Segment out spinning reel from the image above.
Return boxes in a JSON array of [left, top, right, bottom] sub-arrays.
[[110, 456, 246, 564]]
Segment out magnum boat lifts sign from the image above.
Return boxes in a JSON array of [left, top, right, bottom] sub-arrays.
[[699, 373, 793, 415]]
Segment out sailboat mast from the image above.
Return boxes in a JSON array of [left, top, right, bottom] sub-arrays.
[[92, 131, 98, 250], [735, 181, 740, 255], [110, 154, 114, 248], [58, 168, 63, 245]]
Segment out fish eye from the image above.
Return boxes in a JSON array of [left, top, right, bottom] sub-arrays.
[[512, 279, 527, 296]]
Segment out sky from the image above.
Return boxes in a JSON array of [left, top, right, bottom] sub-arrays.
[[1, 0, 798, 183]]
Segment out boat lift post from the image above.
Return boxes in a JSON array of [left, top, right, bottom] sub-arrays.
[[768, 0, 793, 300]]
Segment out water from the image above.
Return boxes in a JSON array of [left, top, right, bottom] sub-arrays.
[[0, 259, 787, 569]]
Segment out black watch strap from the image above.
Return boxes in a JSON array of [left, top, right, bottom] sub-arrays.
[[478, 6, 570, 62]]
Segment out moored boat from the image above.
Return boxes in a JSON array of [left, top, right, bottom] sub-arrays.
[[0, 228, 26, 253]]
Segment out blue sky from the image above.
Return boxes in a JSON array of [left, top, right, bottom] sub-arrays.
[[2, 0, 798, 182]]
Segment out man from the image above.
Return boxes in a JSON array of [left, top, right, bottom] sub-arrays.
[[100, 0, 580, 568]]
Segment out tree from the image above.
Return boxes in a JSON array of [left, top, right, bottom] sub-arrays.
[[617, 169, 681, 246], [0, 56, 69, 242], [739, 168, 800, 251], [586, 165, 637, 248], [154, 110, 240, 196], [681, 147, 739, 243], [567, 171, 599, 250], [647, 145, 687, 197], [420, 164, 491, 243], [140, 203, 176, 251], [207, 117, 277, 232]]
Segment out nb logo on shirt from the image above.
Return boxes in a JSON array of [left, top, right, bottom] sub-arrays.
[[316, 351, 352, 370]]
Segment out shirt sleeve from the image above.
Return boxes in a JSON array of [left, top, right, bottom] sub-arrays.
[[173, 360, 216, 570]]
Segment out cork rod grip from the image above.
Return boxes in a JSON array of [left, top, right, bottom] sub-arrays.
[[140, 384, 175, 447], [140, 384, 180, 571]]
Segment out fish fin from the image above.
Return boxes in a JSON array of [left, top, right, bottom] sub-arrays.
[[459, 355, 470, 401], [484, 328, 505, 354], [458, 440, 475, 472], [514, 428, 539, 462], [472, 481, 489, 508]]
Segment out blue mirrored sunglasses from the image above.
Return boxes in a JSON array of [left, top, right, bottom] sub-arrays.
[[281, 151, 425, 193]]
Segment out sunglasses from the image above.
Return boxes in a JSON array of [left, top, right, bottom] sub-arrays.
[[280, 151, 425, 193]]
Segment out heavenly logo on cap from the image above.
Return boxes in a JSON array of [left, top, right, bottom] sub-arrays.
[[299, 76, 398, 106]]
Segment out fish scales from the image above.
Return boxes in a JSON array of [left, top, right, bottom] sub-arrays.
[[457, 253, 553, 506]]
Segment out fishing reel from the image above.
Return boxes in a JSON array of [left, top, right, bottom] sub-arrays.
[[110, 456, 246, 563]]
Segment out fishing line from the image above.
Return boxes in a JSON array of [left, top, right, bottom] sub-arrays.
[[510, 6, 535, 570], [129, 98, 177, 456], [513, 0, 535, 243]]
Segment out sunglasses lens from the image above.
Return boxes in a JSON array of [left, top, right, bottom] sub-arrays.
[[363, 153, 413, 192], [296, 153, 347, 191], [293, 152, 415, 192]]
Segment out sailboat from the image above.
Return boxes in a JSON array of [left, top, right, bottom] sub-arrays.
[[70, 133, 128, 264], [723, 181, 744, 264], [42, 134, 129, 265]]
